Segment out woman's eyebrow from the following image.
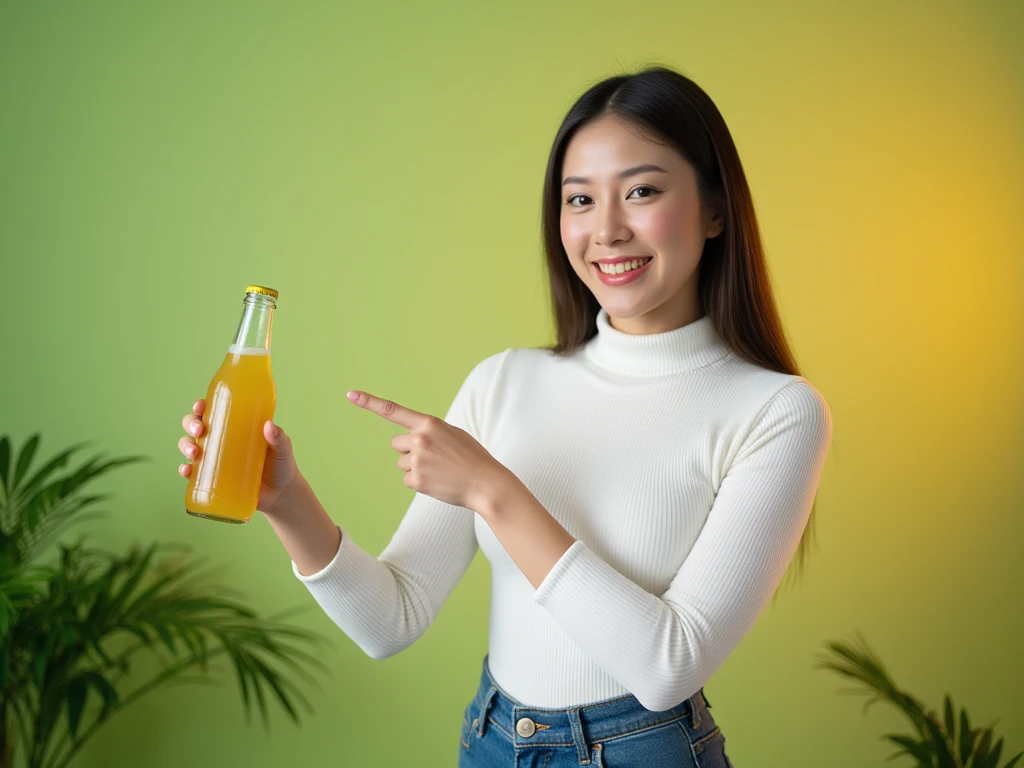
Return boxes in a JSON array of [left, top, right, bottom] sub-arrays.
[[562, 164, 668, 186]]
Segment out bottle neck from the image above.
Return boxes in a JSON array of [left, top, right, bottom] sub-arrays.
[[233, 294, 275, 351]]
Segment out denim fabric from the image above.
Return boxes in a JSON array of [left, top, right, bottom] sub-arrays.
[[458, 655, 735, 767]]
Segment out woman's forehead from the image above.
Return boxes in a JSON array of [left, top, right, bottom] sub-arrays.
[[563, 117, 687, 180]]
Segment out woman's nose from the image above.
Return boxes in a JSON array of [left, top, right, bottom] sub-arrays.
[[594, 202, 631, 246]]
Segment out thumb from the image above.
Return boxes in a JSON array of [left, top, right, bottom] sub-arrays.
[[264, 420, 292, 457]]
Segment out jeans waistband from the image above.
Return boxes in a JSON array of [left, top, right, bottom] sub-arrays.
[[471, 655, 710, 760]]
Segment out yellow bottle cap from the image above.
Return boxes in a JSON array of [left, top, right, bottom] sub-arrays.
[[245, 285, 279, 299]]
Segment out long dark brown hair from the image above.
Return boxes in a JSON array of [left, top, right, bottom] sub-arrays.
[[538, 65, 823, 593]]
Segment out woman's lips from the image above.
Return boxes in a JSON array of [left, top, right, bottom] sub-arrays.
[[592, 258, 653, 286]]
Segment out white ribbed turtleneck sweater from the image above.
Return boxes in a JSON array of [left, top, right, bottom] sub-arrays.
[[293, 307, 833, 711]]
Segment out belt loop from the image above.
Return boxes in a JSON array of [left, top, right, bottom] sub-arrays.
[[477, 686, 498, 737], [567, 708, 591, 764], [689, 692, 701, 729]]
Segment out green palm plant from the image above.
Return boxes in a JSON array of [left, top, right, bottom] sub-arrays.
[[817, 632, 1021, 768], [0, 433, 331, 768]]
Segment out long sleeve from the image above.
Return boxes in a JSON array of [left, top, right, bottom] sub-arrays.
[[291, 351, 506, 660], [531, 380, 834, 711]]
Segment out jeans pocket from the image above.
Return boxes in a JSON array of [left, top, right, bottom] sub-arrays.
[[460, 703, 474, 750], [596, 718, 694, 766], [690, 725, 734, 768]]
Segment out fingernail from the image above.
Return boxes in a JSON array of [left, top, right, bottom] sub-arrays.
[[347, 391, 358, 402], [273, 425, 280, 438], [190, 424, 200, 436]]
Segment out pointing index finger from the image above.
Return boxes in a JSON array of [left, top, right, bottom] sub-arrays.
[[348, 390, 427, 430]]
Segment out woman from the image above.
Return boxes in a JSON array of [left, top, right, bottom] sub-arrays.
[[178, 65, 833, 767]]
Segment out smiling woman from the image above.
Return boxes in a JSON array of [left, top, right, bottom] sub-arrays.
[[557, 119, 723, 332], [177, 64, 831, 768]]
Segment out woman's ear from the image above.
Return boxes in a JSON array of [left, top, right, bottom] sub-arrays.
[[704, 206, 725, 239]]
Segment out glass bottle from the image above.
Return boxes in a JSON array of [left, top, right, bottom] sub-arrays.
[[185, 285, 278, 524]]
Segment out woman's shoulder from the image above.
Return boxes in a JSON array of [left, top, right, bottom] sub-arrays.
[[719, 353, 826, 402], [455, 345, 568, 414], [464, 344, 563, 381], [708, 356, 832, 446]]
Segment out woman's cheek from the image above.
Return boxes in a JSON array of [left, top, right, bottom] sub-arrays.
[[560, 216, 587, 258], [638, 205, 686, 247]]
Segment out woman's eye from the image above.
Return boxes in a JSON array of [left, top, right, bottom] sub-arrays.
[[628, 185, 659, 199], [565, 186, 659, 207]]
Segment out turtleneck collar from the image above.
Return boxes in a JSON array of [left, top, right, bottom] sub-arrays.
[[581, 306, 733, 377]]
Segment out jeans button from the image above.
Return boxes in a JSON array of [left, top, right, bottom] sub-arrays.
[[516, 717, 537, 738]]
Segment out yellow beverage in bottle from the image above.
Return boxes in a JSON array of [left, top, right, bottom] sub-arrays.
[[185, 286, 278, 524]]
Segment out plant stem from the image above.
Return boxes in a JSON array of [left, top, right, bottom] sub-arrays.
[[1, 705, 9, 768], [48, 647, 232, 768]]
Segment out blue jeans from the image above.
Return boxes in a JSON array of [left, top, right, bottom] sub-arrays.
[[458, 655, 735, 767]]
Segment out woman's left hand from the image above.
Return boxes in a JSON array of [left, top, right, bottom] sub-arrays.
[[346, 389, 514, 513]]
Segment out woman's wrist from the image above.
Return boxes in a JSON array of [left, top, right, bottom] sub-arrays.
[[260, 472, 343, 576], [261, 472, 309, 519]]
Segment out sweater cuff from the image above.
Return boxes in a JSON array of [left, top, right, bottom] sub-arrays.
[[533, 539, 588, 604], [292, 525, 362, 584]]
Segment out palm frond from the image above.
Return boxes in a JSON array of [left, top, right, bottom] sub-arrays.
[[819, 633, 1023, 768], [0, 434, 146, 569], [0, 432, 331, 768]]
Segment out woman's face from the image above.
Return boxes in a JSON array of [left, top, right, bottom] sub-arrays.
[[559, 114, 723, 335]]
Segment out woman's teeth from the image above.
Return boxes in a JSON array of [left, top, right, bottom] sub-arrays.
[[598, 258, 651, 275]]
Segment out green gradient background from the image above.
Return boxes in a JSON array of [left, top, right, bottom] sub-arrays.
[[2, 1, 1021, 766]]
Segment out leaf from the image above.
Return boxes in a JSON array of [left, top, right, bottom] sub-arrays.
[[84, 627, 115, 667], [151, 621, 178, 656], [123, 625, 153, 646], [0, 642, 10, 688], [885, 733, 933, 763], [248, 654, 302, 725], [12, 434, 41, 491], [104, 543, 159, 622], [945, 696, 955, 742], [2, 440, 90, 520], [82, 671, 120, 710], [57, 455, 148, 500], [975, 730, 994, 764], [250, 662, 270, 728], [11, 439, 88, 493], [20, 500, 110, 563], [978, 739, 1004, 768], [961, 709, 977, 764], [922, 712, 957, 768], [33, 632, 58, 686], [66, 676, 88, 737], [1003, 753, 1023, 768], [0, 589, 18, 640], [232, 652, 253, 724], [0, 435, 10, 495]]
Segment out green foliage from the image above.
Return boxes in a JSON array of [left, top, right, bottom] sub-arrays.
[[0, 433, 331, 768], [818, 632, 1021, 768]]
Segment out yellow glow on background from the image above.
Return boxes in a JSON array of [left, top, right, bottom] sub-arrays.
[[1, 1, 1020, 764]]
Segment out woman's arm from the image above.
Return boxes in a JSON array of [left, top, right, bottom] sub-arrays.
[[263, 474, 343, 577], [272, 351, 506, 660], [476, 380, 833, 711]]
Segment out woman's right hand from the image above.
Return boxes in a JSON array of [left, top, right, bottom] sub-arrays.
[[178, 399, 300, 514]]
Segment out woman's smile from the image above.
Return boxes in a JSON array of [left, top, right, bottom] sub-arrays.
[[592, 256, 654, 285]]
